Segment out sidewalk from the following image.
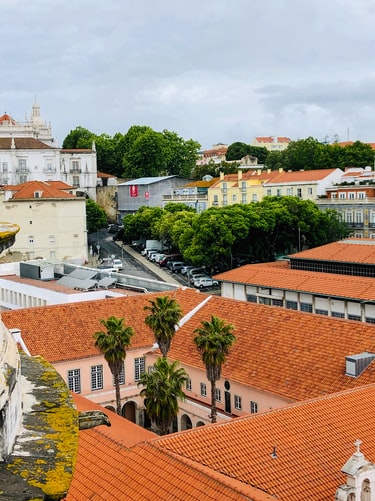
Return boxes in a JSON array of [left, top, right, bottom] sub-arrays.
[[123, 245, 181, 286]]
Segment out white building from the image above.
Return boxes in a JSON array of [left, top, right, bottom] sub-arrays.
[[0, 103, 97, 200]]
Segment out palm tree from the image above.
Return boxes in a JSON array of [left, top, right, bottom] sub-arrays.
[[194, 315, 235, 424], [94, 316, 134, 415], [138, 357, 188, 435], [144, 296, 183, 358]]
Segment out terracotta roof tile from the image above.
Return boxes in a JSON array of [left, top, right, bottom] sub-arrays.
[[1, 289, 205, 363], [66, 394, 271, 500], [290, 238, 375, 264], [167, 295, 375, 401], [154, 384, 375, 500], [0, 137, 54, 149], [214, 261, 375, 300], [2, 180, 76, 199], [264, 168, 338, 183]]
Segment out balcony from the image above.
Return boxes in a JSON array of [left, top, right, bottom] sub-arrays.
[[70, 168, 81, 174]]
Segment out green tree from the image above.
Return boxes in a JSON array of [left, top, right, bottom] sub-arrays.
[[162, 129, 200, 178], [94, 316, 134, 415], [138, 357, 188, 435], [226, 141, 250, 161], [62, 126, 94, 149], [194, 316, 235, 423], [86, 199, 108, 233], [144, 296, 183, 358], [122, 128, 167, 178], [122, 206, 163, 242]]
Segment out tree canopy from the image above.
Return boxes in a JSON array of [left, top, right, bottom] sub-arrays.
[[122, 197, 349, 269], [86, 199, 108, 233], [62, 125, 200, 179]]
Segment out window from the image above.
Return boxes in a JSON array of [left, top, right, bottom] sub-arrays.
[[307, 187, 313, 195], [247, 294, 257, 303], [297, 188, 302, 198], [316, 309, 328, 316], [339, 193, 346, 199], [222, 182, 227, 193], [250, 401, 258, 414], [272, 298, 283, 307], [134, 357, 145, 381], [213, 195, 218, 206], [277, 189, 281, 196], [2, 163, 8, 172], [49, 235, 55, 245], [72, 175, 80, 188], [241, 181, 246, 192], [234, 395, 242, 410], [267, 189, 272, 196], [72, 160, 80, 172], [252, 194, 257, 202], [300, 302, 312, 313], [113, 362, 125, 385], [186, 378, 192, 391], [28, 236, 34, 245], [358, 192, 365, 199], [68, 369, 81, 393], [91, 365, 103, 390], [348, 192, 355, 199], [286, 188, 293, 196], [355, 212, 363, 223], [286, 300, 298, 310], [348, 314, 361, 322], [241, 194, 247, 204], [222, 194, 227, 206], [259, 297, 271, 305], [346, 212, 353, 223], [200, 383, 207, 397], [332, 311, 345, 318], [18, 158, 27, 171], [232, 194, 236, 202], [215, 388, 221, 402]]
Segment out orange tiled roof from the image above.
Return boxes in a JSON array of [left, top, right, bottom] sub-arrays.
[[1, 289, 205, 363], [0, 113, 17, 124], [66, 394, 273, 500], [5, 289, 375, 403], [167, 294, 375, 401], [290, 239, 375, 264], [154, 384, 375, 500], [214, 261, 375, 301], [60, 148, 93, 153], [254, 136, 291, 143], [264, 168, 339, 184], [2, 180, 76, 199], [0, 137, 54, 149]]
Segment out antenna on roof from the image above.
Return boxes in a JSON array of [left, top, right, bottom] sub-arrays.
[[271, 445, 278, 459]]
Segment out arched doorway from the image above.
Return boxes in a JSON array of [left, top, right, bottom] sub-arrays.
[[180, 414, 192, 431], [122, 401, 136, 422]]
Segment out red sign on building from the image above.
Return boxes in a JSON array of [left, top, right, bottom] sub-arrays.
[[145, 191, 150, 200], [130, 185, 138, 197]]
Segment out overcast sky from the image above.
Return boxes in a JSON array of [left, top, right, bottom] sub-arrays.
[[1, 0, 375, 149]]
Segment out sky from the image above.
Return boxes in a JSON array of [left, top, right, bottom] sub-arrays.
[[1, 0, 375, 150]]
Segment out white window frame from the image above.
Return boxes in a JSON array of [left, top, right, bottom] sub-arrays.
[[200, 382, 207, 397], [134, 357, 145, 381], [250, 401, 258, 414], [68, 368, 81, 393], [91, 365, 103, 391], [186, 378, 192, 391], [234, 395, 242, 410], [215, 388, 221, 402]]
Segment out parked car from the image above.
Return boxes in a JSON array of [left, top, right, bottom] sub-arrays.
[[150, 253, 165, 263], [168, 261, 185, 273], [159, 254, 182, 267], [181, 265, 194, 275], [187, 268, 205, 280], [193, 277, 219, 289], [112, 259, 123, 271]]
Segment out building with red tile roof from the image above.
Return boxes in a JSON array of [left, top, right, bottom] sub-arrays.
[[65, 362, 375, 499], [0, 102, 98, 199], [215, 239, 375, 323], [3, 287, 375, 430], [0, 180, 88, 263], [251, 136, 291, 151]]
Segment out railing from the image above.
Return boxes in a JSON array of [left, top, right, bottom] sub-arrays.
[[70, 168, 81, 173], [162, 194, 207, 201]]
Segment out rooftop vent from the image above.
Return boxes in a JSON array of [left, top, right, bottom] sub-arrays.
[[345, 352, 375, 378]]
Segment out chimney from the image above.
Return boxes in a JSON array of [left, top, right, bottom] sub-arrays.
[[345, 352, 375, 378], [238, 170, 242, 180], [220, 171, 224, 180]]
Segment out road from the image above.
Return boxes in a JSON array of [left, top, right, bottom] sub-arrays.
[[88, 229, 162, 281]]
